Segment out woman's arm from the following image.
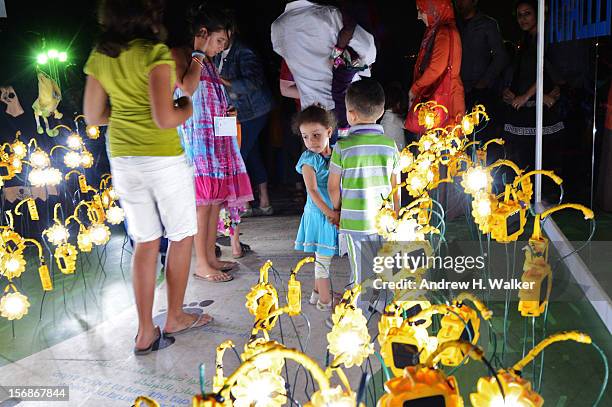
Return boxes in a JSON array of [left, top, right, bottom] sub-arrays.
[[410, 29, 451, 96], [149, 64, 193, 129], [280, 79, 300, 99], [83, 75, 110, 126], [302, 165, 335, 217], [512, 83, 536, 109], [172, 47, 202, 96]]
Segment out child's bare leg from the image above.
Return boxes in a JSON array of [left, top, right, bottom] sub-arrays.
[[317, 278, 332, 305]]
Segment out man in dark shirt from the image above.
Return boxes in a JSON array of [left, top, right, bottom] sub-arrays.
[[456, 0, 508, 114]]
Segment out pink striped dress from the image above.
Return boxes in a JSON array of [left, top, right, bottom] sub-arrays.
[[177, 58, 253, 222]]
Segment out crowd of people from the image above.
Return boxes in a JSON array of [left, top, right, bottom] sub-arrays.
[[82, 0, 605, 355]]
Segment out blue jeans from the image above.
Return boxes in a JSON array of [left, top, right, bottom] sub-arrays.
[[240, 114, 269, 186]]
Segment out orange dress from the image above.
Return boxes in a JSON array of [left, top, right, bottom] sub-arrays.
[[411, 0, 465, 120]]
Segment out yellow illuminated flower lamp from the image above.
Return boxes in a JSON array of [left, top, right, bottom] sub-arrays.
[[211, 346, 357, 407], [475, 138, 505, 166], [42, 203, 70, 245], [287, 257, 313, 316], [80, 148, 94, 168], [460, 104, 489, 136], [0, 284, 31, 320], [105, 204, 125, 225], [461, 166, 493, 196], [470, 331, 593, 407], [511, 169, 563, 209], [65, 214, 94, 252], [212, 340, 235, 393], [0, 212, 27, 279], [245, 261, 280, 331], [54, 243, 78, 275], [378, 340, 491, 407], [327, 285, 374, 368], [408, 293, 492, 367], [518, 204, 593, 317], [86, 125, 100, 140], [378, 303, 437, 377], [10, 131, 27, 159], [50, 144, 81, 169], [414, 101, 449, 131], [240, 337, 286, 377]]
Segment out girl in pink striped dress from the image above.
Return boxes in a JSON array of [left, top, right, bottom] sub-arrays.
[[173, 6, 253, 282]]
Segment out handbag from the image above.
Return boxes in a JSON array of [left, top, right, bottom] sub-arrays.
[[405, 27, 456, 134]]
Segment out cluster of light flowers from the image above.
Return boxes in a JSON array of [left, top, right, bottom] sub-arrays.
[[0, 122, 122, 322]]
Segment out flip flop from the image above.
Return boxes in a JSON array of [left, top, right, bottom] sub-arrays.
[[193, 272, 234, 283], [134, 326, 175, 355], [232, 243, 252, 259], [163, 313, 213, 337], [219, 261, 238, 272]]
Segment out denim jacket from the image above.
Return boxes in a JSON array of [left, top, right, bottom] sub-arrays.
[[214, 39, 273, 122]]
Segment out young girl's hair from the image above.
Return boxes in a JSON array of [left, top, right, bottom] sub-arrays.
[[292, 105, 337, 135], [96, 0, 166, 58], [384, 82, 408, 116], [188, 2, 235, 39]]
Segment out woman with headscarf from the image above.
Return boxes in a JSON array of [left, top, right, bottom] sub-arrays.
[[406, 0, 465, 131], [407, 0, 465, 218]]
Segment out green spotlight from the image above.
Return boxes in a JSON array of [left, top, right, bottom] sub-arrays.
[[58, 52, 68, 62], [47, 49, 59, 59], [37, 54, 49, 64]]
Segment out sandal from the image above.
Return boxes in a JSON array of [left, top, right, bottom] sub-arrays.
[[219, 261, 238, 272], [215, 244, 222, 258], [251, 206, 274, 216], [134, 326, 175, 355], [232, 242, 252, 259], [193, 272, 234, 283], [163, 312, 213, 337]]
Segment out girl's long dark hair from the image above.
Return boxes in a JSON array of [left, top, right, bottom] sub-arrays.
[[96, 0, 166, 57], [188, 2, 234, 41]]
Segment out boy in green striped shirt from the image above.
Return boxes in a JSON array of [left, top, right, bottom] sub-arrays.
[[328, 78, 399, 311]]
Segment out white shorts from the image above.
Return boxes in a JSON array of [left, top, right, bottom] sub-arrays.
[[110, 154, 197, 243]]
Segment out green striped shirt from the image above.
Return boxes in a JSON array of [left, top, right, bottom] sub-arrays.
[[329, 124, 399, 235]]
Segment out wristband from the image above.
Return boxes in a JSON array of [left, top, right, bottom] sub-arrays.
[[191, 50, 206, 58], [192, 56, 204, 68]]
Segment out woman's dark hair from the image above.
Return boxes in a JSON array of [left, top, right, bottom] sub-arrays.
[[384, 82, 408, 116], [514, 0, 538, 15], [292, 105, 337, 134], [188, 2, 235, 39], [96, 0, 166, 58]]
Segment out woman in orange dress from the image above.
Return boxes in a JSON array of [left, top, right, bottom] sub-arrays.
[[409, 0, 465, 124]]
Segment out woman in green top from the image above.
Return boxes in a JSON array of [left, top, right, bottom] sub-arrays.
[[83, 0, 211, 355]]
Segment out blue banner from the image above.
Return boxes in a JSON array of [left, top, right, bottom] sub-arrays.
[[549, 0, 612, 42]]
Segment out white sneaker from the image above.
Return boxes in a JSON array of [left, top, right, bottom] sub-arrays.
[[316, 300, 333, 312], [309, 290, 319, 305]]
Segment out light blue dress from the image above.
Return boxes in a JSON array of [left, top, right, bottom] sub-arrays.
[[294, 151, 339, 256]]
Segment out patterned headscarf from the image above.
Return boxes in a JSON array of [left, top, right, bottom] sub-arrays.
[[415, 0, 456, 76]]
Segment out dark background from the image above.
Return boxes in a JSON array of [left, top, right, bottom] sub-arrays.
[[0, 0, 527, 136], [0, 0, 608, 205]]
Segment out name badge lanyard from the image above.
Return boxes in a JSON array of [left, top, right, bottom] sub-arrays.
[[203, 60, 228, 116]]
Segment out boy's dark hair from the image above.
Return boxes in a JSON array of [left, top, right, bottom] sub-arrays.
[[96, 0, 166, 58], [345, 78, 386, 120], [384, 82, 408, 116], [188, 2, 235, 39], [292, 105, 337, 134]]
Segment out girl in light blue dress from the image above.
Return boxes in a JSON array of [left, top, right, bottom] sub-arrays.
[[294, 106, 339, 312]]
